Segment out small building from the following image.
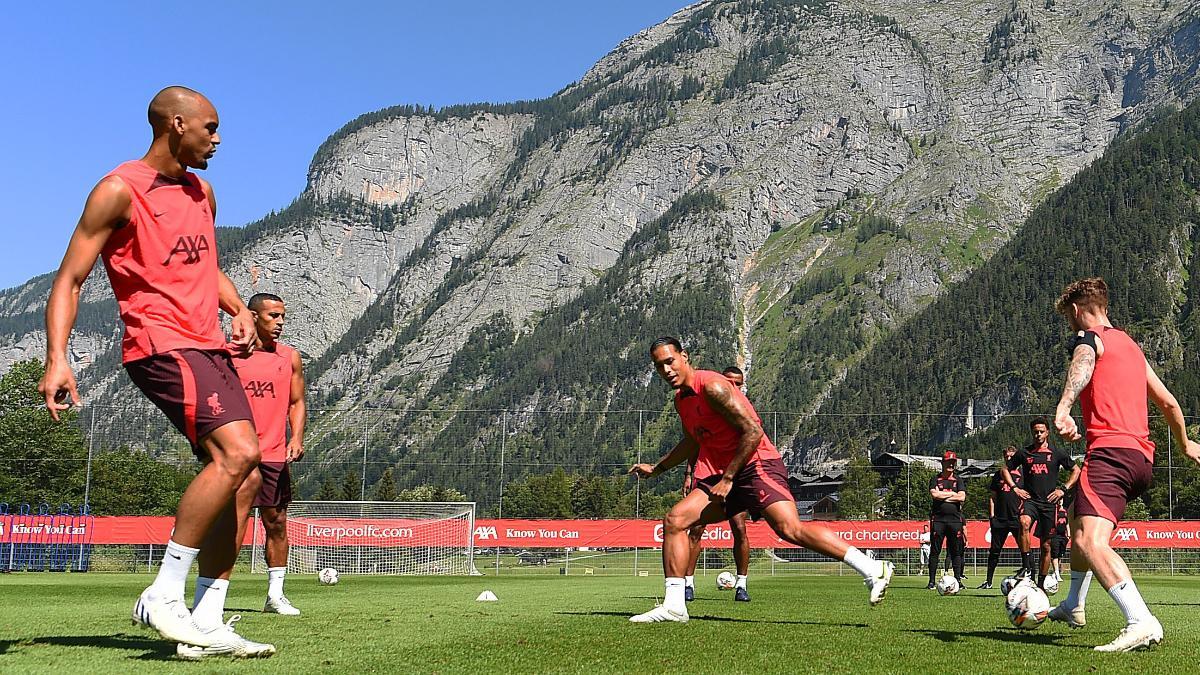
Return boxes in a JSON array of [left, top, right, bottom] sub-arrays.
[[811, 493, 839, 520]]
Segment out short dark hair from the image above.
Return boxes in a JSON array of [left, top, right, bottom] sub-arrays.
[[649, 336, 683, 356], [722, 366, 744, 377], [1030, 417, 1049, 429], [248, 293, 284, 311]]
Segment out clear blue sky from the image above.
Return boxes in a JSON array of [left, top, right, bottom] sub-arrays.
[[0, 0, 690, 291]]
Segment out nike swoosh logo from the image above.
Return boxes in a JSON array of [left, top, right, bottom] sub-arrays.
[[153, 210, 167, 217], [168, 553, 181, 560]]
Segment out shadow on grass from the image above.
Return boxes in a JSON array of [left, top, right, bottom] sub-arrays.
[[0, 633, 176, 661], [557, 611, 868, 627], [901, 628, 1085, 648], [1149, 601, 1200, 607]]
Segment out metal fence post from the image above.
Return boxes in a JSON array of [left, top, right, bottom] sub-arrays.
[[635, 411, 643, 518], [634, 410, 642, 577], [360, 418, 369, 500], [251, 507, 261, 573], [1168, 432, 1174, 521], [83, 407, 96, 511], [496, 410, 506, 575], [906, 413, 912, 520]]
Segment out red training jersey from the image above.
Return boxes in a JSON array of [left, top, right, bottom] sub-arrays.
[[1079, 325, 1155, 463], [233, 343, 295, 463], [100, 160, 225, 363], [674, 369, 781, 480]]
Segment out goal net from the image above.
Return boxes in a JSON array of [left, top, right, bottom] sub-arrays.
[[249, 501, 478, 576]]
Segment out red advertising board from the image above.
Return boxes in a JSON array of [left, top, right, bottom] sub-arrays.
[[9, 517, 1200, 549]]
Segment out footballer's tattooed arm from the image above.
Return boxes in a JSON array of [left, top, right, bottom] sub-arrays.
[[1054, 344, 1096, 441], [704, 378, 764, 489], [1062, 345, 1096, 406]]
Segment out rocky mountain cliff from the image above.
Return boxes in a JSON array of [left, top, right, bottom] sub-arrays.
[[4, 0, 1200, 496]]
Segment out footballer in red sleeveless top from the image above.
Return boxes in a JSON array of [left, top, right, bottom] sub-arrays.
[[1052, 277, 1200, 651], [110, 157, 253, 449], [1069, 325, 1156, 524], [682, 366, 754, 603], [38, 88, 272, 652], [102, 159, 225, 361], [627, 337, 892, 623], [675, 371, 782, 479], [231, 293, 307, 616]]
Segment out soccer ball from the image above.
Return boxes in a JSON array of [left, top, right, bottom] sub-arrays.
[[1042, 575, 1059, 596], [716, 571, 737, 590], [318, 567, 340, 585], [1007, 582, 1050, 629], [935, 571, 960, 596], [1000, 574, 1019, 596]]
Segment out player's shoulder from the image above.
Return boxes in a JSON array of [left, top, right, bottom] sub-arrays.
[[90, 174, 134, 206], [699, 372, 734, 396], [279, 342, 302, 363]]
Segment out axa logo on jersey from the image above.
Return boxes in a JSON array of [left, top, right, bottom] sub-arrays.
[[161, 234, 210, 265], [244, 380, 276, 398]]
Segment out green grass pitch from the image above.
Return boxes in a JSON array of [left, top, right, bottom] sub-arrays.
[[1, 572, 1198, 673]]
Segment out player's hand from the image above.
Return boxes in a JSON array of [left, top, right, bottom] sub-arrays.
[[1055, 409, 1081, 442], [229, 309, 256, 354], [287, 439, 305, 462], [1014, 487, 1031, 501], [1048, 488, 1064, 503], [1184, 440, 1200, 468], [628, 463, 656, 478], [709, 476, 734, 501], [38, 360, 79, 422]]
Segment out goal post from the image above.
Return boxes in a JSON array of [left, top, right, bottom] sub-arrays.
[[250, 501, 478, 576]]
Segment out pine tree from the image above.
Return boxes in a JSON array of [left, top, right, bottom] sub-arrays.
[[374, 468, 398, 502], [316, 478, 338, 501], [339, 472, 361, 501]]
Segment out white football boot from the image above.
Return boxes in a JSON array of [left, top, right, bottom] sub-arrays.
[[1094, 618, 1163, 653], [629, 605, 689, 623], [264, 595, 301, 616], [175, 615, 277, 660], [131, 587, 217, 647], [1047, 602, 1086, 628], [866, 561, 895, 606]]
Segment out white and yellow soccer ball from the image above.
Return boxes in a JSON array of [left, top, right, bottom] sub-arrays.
[[1007, 582, 1050, 629], [936, 571, 961, 596], [1042, 575, 1059, 596], [318, 567, 340, 585], [716, 571, 737, 590]]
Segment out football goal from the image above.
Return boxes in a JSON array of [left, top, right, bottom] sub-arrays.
[[249, 501, 478, 575]]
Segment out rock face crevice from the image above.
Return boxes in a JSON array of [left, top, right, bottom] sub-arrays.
[[3, 0, 1200, 471]]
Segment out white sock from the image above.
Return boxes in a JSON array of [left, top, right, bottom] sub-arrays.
[[268, 567, 287, 600], [191, 577, 228, 631], [684, 575, 695, 589], [150, 539, 199, 600], [664, 577, 686, 612], [736, 574, 748, 590], [1108, 579, 1154, 625], [1064, 570, 1092, 610], [842, 546, 883, 580]]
